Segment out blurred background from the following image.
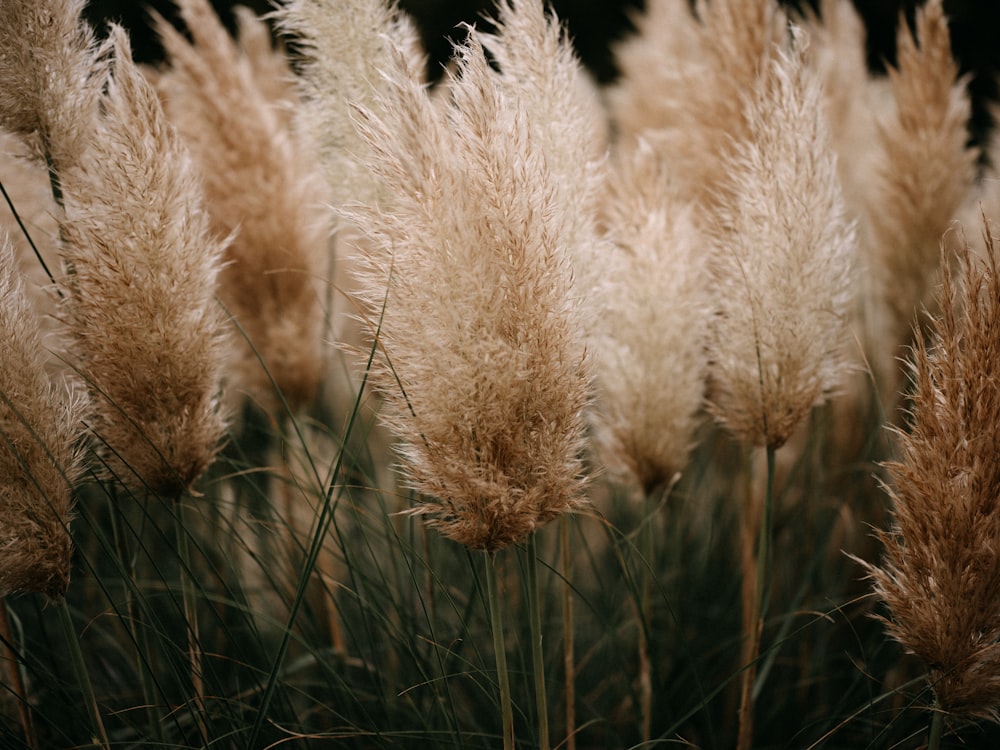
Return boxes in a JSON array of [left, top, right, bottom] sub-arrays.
[[83, 0, 1000, 150]]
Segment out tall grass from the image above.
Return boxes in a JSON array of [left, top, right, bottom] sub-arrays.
[[2, 0, 1000, 748]]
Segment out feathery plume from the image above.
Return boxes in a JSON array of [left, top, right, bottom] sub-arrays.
[[58, 27, 228, 496], [276, 0, 425, 211], [0, 236, 85, 597], [608, 0, 787, 210], [347, 9, 591, 551], [706, 33, 856, 449], [153, 0, 332, 413], [865, 218, 1000, 722], [862, 0, 975, 375], [0, 0, 102, 179], [592, 140, 710, 492]]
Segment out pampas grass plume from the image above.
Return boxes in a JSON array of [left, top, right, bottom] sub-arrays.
[[277, 0, 425, 212], [58, 27, 228, 496], [0, 236, 85, 597], [593, 140, 710, 491], [153, 0, 332, 413], [707, 33, 855, 449], [863, 0, 975, 370], [347, 3, 591, 551], [0, 0, 102, 176], [865, 217, 1000, 722]]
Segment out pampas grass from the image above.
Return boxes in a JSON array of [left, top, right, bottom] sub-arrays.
[[57, 28, 228, 496], [858, 0, 976, 393], [6, 0, 1000, 747], [0, 236, 84, 597], [153, 0, 332, 415], [865, 217, 1000, 738], [345, 16, 591, 553]]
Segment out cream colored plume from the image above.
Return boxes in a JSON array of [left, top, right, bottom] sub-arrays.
[[608, 0, 787, 210], [346, 2, 592, 551], [592, 140, 710, 492], [0, 236, 85, 597], [859, 0, 975, 385], [707, 34, 856, 449], [57, 28, 229, 496], [276, 0, 425, 212], [153, 0, 332, 414]]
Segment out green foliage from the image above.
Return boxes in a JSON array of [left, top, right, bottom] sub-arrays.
[[4, 380, 998, 749]]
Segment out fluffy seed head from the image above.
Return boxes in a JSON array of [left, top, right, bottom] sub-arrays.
[[706, 33, 856, 448], [347, 5, 592, 551], [154, 0, 332, 413], [592, 140, 711, 491], [0, 236, 85, 597], [865, 219, 1000, 721], [0, 0, 103, 174], [276, 0, 425, 212], [59, 28, 228, 496]]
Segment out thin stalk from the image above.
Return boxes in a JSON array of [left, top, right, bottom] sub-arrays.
[[737, 443, 776, 750], [638, 487, 656, 744], [174, 501, 208, 744], [56, 598, 110, 749], [108, 497, 163, 744], [927, 705, 944, 750], [486, 551, 514, 750], [0, 599, 37, 749], [526, 532, 550, 750], [560, 517, 576, 750]]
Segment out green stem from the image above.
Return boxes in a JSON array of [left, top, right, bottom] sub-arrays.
[[486, 551, 514, 750], [560, 517, 576, 750], [1, 599, 37, 749], [109, 499, 163, 744], [57, 598, 109, 749], [175, 502, 208, 744], [639, 488, 655, 744], [928, 705, 944, 750], [737, 443, 776, 750], [526, 532, 550, 750]]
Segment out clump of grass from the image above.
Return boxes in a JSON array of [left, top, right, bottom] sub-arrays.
[[5, 1, 1000, 749]]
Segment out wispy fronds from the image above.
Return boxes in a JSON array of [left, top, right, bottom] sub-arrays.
[[863, 0, 975, 364], [347, 6, 591, 551], [592, 140, 710, 492], [58, 28, 228, 496], [865, 219, 1000, 722], [609, 0, 786, 209], [0, 237, 85, 597], [706, 34, 856, 449], [276, 0, 425, 211], [0, 0, 102, 178], [154, 0, 332, 413], [479, 0, 608, 263]]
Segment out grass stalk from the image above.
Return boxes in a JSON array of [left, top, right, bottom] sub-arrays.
[[526, 531, 550, 750], [485, 550, 515, 750], [560, 516, 576, 750], [927, 705, 944, 750], [174, 500, 208, 743], [0, 598, 37, 749], [638, 487, 656, 744], [56, 597, 110, 750], [108, 498, 164, 744], [737, 443, 776, 750]]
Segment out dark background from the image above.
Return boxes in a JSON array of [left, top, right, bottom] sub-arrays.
[[82, 0, 1000, 150]]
